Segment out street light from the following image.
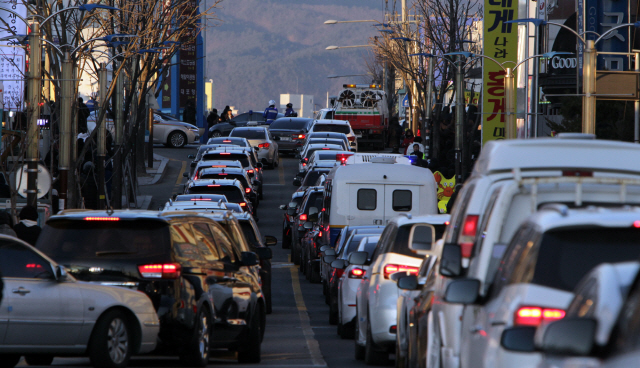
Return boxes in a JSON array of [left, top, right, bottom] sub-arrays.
[[326, 45, 372, 50]]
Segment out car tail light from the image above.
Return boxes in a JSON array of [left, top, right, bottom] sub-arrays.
[[302, 163, 307, 167], [300, 214, 308, 221], [220, 152, 231, 155], [207, 184, 220, 187], [336, 153, 353, 164], [332, 268, 344, 280], [84, 217, 120, 221], [348, 136, 356, 142], [322, 148, 330, 150], [514, 306, 566, 326], [304, 158, 309, 162], [258, 143, 270, 148], [318, 232, 322, 237], [138, 263, 181, 279], [634, 221, 640, 228], [191, 198, 211, 201], [240, 202, 247, 207], [245, 188, 251, 193], [383, 264, 419, 279], [293, 134, 306, 140], [349, 268, 366, 278], [248, 169, 254, 174], [217, 173, 228, 176], [389, 325, 397, 333], [223, 140, 232, 142], [460, 215, 479, 258]]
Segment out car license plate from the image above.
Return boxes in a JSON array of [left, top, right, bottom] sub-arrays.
[[280, 136, 291, 141], [355, 133, 362, 138]]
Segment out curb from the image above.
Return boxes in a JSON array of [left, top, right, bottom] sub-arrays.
[[139, 154, 169, 186]]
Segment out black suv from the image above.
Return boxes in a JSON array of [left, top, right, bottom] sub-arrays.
[[36, 210, 266, 365]]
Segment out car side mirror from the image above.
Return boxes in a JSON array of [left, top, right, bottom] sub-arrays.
[[501, 326, 536, 352], [320, 245, 330, 252], [408, 223, 436, 255], [240, 251, 259, 266], [536, 318, 597, 356], [187, 154, 195, 159], [287, 208, 297, 216], [279, 205, 287, 210], [443, 278, 480, 304], [183, 172, 189, 177], [440, 243, 462, 277], [264, 235, 277, 246], [190, 162, 196, 168], [396, 275, 419, 290], [293, 178, 302, 187], [303, 221, 314, 230], [348, 251, 368, 266], [255, 247, 272, 260], [55, 265, 68, 281], [323, 255, 336, 264], [331, 259, 346, 269], [324, 249, 336, 256], [256, 162, 263, 168]]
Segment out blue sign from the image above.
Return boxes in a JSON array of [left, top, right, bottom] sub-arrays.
[[401, 94, 409, 108], [579, 0, 630, 74]]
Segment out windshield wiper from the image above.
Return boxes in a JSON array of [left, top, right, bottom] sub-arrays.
[[95, 250, 137, 256]]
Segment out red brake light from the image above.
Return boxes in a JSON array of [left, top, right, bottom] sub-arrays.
[[191, 198, 211, 201], [634, 221, 640, 228], [245, 188, 251, 193], [336, 153, 353, 164], [220, 152, 231, 155], [304, 158, 309, 162], [300, 214, 308, 221], [460, 215, 479, 258], [223, 140, 232, 142], [514, 306, 565, 326], [318, 232, 322, 237], [240, 202, 247, 207], [303, 163, 307, 167], [562, 170, 593, 177], [138, 263, 181, 279], [333, 268, 344, 279], [383, 264, 419, 279], [84, 217, 120, 221], [258, 143, 270, 148], [322, 148, 330, 150], [348, 136, 356, 142], [349, 267, 366, 278], [207, 184, 220, 187], [293, 134, 306, 140], [248, 169, 254, 174]]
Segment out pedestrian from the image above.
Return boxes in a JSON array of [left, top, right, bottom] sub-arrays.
[[182, 100, 197, 125], [77, 97, 90, 134], [284, 103, 297, 117], [400, 129, 415, 152], [389, 118, 403, 153], [13, 205, 42, 246], [0, 211, 16, 237], [263, 100, 278, 125], [206, 109, 219, 140], [86, 94, 97, 113], [81, 162, 98, 210], [410, 143, 424, 159], [220, 106, 232, 122]]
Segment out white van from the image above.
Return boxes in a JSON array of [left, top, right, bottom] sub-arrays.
[[324, 156, 438, 245]]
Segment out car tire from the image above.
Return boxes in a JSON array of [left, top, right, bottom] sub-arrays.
[[340, 321, 355, 339], [292, 245, 299, 265], [0, 355, 21, 368], [265, 287, 273, 314], [89, 310, 133, 368], [354, 317, 365, 361], [329, 302, 338, 325], [365, 312, 390, 366], [310, 262, 321, 283], [168, 131, 187, 148], [179, 308, 211, 367], [237, 306, 262, 363], [25, 355, 54, 366]]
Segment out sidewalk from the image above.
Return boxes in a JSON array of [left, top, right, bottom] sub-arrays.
[[127, 154, 169, 210]]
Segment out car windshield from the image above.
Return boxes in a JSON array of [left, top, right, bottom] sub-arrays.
[[270, 119, 309, 130], [37, 220, 171, 261], [186, 186, 245, 202], [230, 129, 266, 139], [302, 170, 329, 187], [202, 153, 250, 168], [530, 227, 640, 292], [313, 124, 350, 134], [315, 152, 342, 161]]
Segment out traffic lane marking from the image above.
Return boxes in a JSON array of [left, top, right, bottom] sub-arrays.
[[176, 161, 187, 185], [290, 266, 327, 367]]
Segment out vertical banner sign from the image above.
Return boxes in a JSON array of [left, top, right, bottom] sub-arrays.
[[161, 69, 171, 108], [0, 0, 27, 110], [178, 0, 197, 108], [482, 0, 518, 145]]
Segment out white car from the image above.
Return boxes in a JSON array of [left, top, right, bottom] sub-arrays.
[[0, 235, 159, 368], [229, 126, 280, 169], [298, 143, 345, 172], [309, 119, 358, 151], [450, 205, 640, 368]]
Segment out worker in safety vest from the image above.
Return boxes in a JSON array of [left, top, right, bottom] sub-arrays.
[[263, 100, 278, 125]]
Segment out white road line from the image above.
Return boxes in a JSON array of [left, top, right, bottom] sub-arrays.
[[290, 266, 327, 367]]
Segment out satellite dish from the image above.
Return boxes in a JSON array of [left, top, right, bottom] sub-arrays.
[[14, 164, 52, 199]]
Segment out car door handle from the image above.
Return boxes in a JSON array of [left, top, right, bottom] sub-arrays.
[[12, 287, 30, 295]]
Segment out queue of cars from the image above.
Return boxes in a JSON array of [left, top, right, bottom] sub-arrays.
[[282, 133, 640, 368]]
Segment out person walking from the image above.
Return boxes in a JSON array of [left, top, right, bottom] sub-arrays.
[[13, 206, 41, 246], [284, 103, 296, 117], [77, 97, 90, 134], [0, 211, 16, 237], [219, 106, 232, 122], [400, 129, 415, 152], [206, 109, 219, 140], [182, 100, 197, 125], [263, 100, 278, 125]]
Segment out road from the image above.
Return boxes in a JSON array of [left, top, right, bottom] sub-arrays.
[[25, 144, 377, 367]]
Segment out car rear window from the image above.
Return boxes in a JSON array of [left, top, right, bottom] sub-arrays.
[[529, 227, 640, 292], [302, 170, 329, 187], [316, 152, 340, 160], [313, 124, 350, 134], [200, 173, 246, 184], [309, 139, 343, 147], [230, 129, 266, 140], [270, 119, 309, 130], [202, 153, 250, 167], [187, 186, 245, 202], [174, 194, 228, 202], [208, 138, 248, 147], [303, 191, 324, 213], [37, 220, 171, 261]]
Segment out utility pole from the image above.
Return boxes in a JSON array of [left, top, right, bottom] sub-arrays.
[[26, 22, 41, 207], [97, 63, 107, 209], [582, 40, 596, 134], [58, 52, 72, 209], [425, 58, 434, 155], [147, 93, 154, 168], [113, 63, 124, 208], [635, 52, 639, 143], [504, 68, 516, 139], [454, 56, 464, 183]]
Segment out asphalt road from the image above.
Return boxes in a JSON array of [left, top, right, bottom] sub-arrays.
[[23, 144, 378, 367]]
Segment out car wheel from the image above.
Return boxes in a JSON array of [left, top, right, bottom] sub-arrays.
[[310, 262, 321, 283], [292, 244, 299, 265], [365, 311, 390, 365], [25, 355, 54, 366], [0, 355, 21, 368], [265, 286, 273, 314], [212, 131, 222, 138], [237, 306, 262, 363], [89, 310, 132, 368], [179, 308, 211, 367], [354, 315, 365, 360], [168, 131, 187, 148]]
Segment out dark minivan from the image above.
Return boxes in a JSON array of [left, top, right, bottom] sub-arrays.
[[268, 118, 315, 153], [36, 210, 266, 365]]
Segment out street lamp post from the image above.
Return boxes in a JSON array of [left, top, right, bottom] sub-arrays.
[[454, 55, 465, 182], [97, 63, 108, 209], [26, 22, 41, 207], [58, 52, 73, 209]]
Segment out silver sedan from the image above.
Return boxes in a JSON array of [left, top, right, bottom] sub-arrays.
[[229, 126, 280, 169]]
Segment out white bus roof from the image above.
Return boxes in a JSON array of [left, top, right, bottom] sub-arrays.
[[475, 138, 640, 176], [329, 162, 435, 185], [345, 153, 411, 165]]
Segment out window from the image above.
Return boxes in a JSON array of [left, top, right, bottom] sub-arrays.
[[187, 186, 245, 202], [201, 153, 250, 168], [170, 224, 206, 264], [313, 124, 350, 134], [230, 129, 266, 140], [392, 190, 412, 211], [358, 189, 377, 210], [192, 223, 221, 261], [0, 240, 53, 279], [444, 182, 476, 243], [269, 119, 309, 130], [489, 226, 533, 298], [209, 224, 237, 262]]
